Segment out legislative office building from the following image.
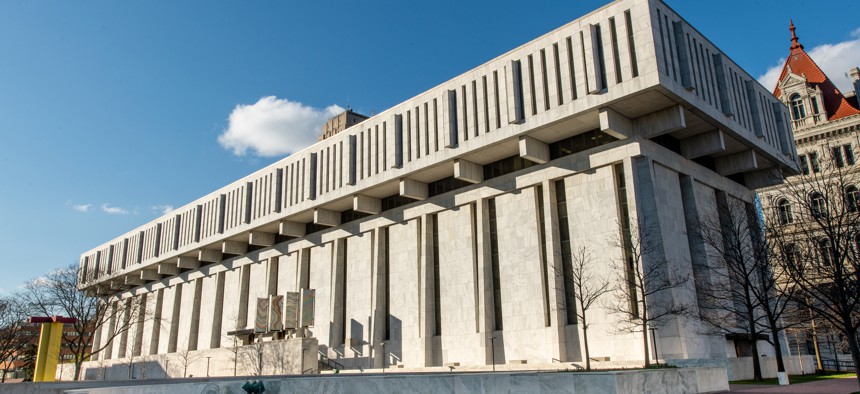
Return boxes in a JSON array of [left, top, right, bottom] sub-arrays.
[[77, 0, 798, 377]]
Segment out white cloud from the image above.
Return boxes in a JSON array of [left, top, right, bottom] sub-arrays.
[[152, 205, 175, 215], [758, 58, 787, 92], [71, 203, 92, 213], [759, 29, 860, 94], [101, 204, 130, 215], [218, 96, 343, 157]]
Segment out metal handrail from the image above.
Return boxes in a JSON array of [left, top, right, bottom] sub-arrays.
[[319, 353, 346, 371], [820, 357, 856, 372]]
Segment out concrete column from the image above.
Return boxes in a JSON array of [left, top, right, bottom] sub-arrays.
[[636, 105, 686, 139], [370, 227, 386, 368], [198, 249, 222, 264], [599, 107, 633, 140], [418, 215, 435, 367], [744, 168, 783, 190], [125, 275, 144, 286], [266, 256, 279, 296], [314, 208, 341, 227], [680, 130, 725, 159], [583, 24, 602, 94], [473, 200, 495, 365], [400, 178, 428, 200], [715, 150, 758, 175], [539, 181, 566, 361], [280, 221, 306, 237], [354, 195, 382, 214], [223, 240, 248, 256], [292, 248, 312, 340], [519, 136, 550, 164], [167, 283, 182, 353], [103, 303, 117, 360], [140, 269, 160, 281], [187, 279, 203, 351], [443, 90, 458, 148], [177, 256, 200, 270], [148, 289, 164, 355], [330, 239, 347, 347], [455, 159, 484, 184], [157, 263, 179, 276], [249, 231, 276, 247], [505, 59, 525, 124], [237, 265, 251, 329], [628, 156, 692, 361], [210, 272, 226, 349]]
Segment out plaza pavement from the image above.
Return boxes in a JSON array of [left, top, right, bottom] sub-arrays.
[[726, 378, 859, 394]]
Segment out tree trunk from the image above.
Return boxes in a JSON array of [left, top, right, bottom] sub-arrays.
[[771, 331, 786, 373], [74, 362, 83, 381], [642, 320, 650, 368], [750, 335, 763, 381], [768, 317, 786, 373], [843, 326, 860, 389], [583, 324, 591, 371]]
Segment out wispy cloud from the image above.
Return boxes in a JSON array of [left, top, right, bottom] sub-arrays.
[[152, 205, 175, 215], [759, 27, 860, 93], [101, 204, 130, 215], [218, 96, 344, 157], [70, 203, 92, 213]]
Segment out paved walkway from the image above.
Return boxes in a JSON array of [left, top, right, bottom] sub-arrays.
[[726, 378, 859, 394]]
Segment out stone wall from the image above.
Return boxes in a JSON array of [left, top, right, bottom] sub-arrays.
[[29, 367, 728, 394]]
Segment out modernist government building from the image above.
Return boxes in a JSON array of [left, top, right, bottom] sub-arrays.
[[76, 0, 798, 379]]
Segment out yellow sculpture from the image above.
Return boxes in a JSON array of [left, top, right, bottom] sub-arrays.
[[28, 316, 77, 382]]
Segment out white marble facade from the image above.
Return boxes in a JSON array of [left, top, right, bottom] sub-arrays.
[[77, 0, 797, 378]]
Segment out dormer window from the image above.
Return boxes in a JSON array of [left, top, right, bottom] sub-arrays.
[[811, 97, 820, 114], [790, 93, 806, 120]]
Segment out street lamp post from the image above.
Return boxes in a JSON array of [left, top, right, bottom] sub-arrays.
[[206, 357, 211, 377], [490, 336, 496, 372]]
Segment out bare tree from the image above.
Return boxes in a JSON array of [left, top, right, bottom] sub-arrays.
[[696, 199, 798, 381], [241, 340, 264, 376], [565, 246, 611, 370], [16, 342, 37, 380], [176, 345, 199, 378], [22, 264, 151, 380], [763, 154, 860, 387], [606, 222, 692, 368], [0, 295, 33, 382]]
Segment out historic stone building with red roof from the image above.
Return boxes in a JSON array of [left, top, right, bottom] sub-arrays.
[[760, 21, 860, 368]]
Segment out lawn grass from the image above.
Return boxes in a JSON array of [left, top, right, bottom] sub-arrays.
[[731, 371, 856, 385]]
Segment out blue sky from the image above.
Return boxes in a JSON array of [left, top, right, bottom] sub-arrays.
[[0, 0, 858, 293]]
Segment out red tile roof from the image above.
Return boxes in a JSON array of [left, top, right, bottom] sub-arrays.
[[773, 21, 860, 121]]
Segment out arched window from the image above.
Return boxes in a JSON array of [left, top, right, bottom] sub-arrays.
[[776, 198, 794, 225], [817, 238, 833, 267], [845, 186, 860, 212], [790, 94, 806, 120], [810, 192, 826, 219]]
